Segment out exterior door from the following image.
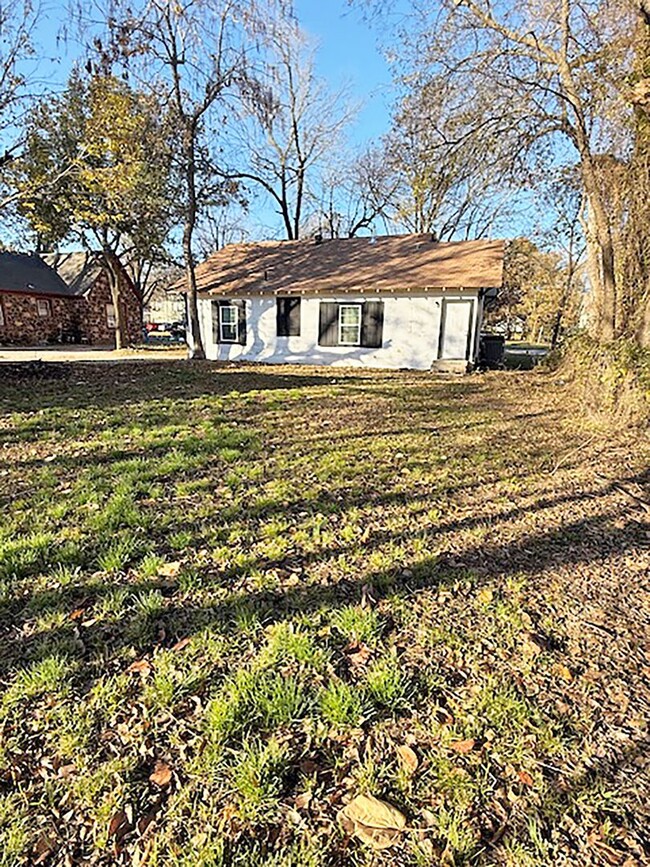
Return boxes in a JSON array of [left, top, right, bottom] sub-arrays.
[[439, 299, 473, 359]]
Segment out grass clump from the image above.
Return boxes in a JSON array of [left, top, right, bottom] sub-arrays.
[[332, 605, 383, 646], [230, 737, 289, 823], [206, 670, 311, 743], [365, 651, 411, 711], [318, 680, 364, 726], [96, 533, 141, 573]]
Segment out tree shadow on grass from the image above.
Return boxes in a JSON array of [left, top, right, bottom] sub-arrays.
[[1, 478, 646, 681], [0, 360, 384, 417]]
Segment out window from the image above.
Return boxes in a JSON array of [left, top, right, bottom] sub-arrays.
[[276, 297, 301, 336], [36, 299, 51, 318], [106, 304, 116, 329], [318, 301, 384, 348], [220, 305, 238, 342], [338, 304, 362, 345], [212, 300, 246, 345]]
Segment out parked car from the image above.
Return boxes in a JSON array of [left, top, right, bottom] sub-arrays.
[[143, 321, 186, 344]]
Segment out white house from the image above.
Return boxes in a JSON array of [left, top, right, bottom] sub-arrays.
[[189, 234, 505, 371]]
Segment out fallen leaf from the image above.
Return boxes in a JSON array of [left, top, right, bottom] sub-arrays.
[[477, 588, 494, 605], [338, 793, 407, 850], [552, 663, 573, 682], [126, 659, 152, 676], [294, 791, 312, 810], [450, 739, 476, 754], [149, 760, 172, 788], [172, 637, 192, 652], [33, 832, 57, 864], [344, 641, 372, 666], [108, 809, 131, 839], [299, 759, 318, 776], [69, 607, 86, 621], [396, 744, 419, 774], [517, 769, 534, 787], [159, 561, 181, 578]]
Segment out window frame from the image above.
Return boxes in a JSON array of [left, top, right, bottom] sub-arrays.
[[106, 304, 117, 329], [276, 297, 301, 337], [36, 298, 51, 318], [0, 300, 4, 327], [338, 303, 362, 346], [219, 304, 239, 343]]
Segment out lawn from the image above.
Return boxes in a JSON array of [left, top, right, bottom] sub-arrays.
[[0, 361, 648, 866]]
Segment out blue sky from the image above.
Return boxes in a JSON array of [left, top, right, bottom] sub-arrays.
[[294, 0, 396, 146]]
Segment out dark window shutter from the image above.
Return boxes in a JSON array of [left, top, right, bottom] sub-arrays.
[[277, 297, 301, 336], [212, 301, 220, 343], [234, 299, 247, 345], [361, 300, 384, 348], [318, 302, 339, 346]]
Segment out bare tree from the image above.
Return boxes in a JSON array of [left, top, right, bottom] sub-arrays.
[[0, 0, 39, 211], [369, 0, 640, 342], [385, 76, 517, 240], [317, 145, 399, 238], [108, 0, 289, 358], [225, 22, 354, 240]]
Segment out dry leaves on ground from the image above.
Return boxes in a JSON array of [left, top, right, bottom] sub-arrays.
[[338, 794, 407, 850]]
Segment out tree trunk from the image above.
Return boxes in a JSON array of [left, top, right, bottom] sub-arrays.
[[579, 168, 617, 342], [555, 51, 617, 342], [628, 3, 650, 343], [104, 253, 127, 350], [183, 130, 206, 361]]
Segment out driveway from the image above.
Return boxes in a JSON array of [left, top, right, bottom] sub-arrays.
[[0, 345, 187, 363]]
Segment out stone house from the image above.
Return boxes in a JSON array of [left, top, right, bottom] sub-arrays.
[[0, 251, 141, 346]]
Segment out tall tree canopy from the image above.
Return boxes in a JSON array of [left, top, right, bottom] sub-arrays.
[[226, 21, 353, 240], [97, 0, 294, 358], [16, 70, 174, 347], [369, 0, 648, 344]]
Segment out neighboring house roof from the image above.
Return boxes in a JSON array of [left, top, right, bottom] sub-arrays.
[[0, 250, 137, 300], [41, 252, 104, 296], [0, 252, 73, 297], [187, 235, 506, 298]]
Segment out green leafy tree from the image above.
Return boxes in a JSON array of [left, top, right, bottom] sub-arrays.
[[15, 70, 175, 347], [489, 238, 581, 343]]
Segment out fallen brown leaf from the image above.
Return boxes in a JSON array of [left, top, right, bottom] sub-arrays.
[[126, 659, 152, 676], [172, 637, 192, 652], [33, 832, 57, 865], [108, 809, 130, 839], [517, 769, 534, 787], [338, 793, 407, 850], [396, 744, 419, 774], [344, 641, 372, 666], [294, 791, 312, 810], [159, 561, 181, 578], [450, 739, 476, 754], [149, 760, 172, 788]]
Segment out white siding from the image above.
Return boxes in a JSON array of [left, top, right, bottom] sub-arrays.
[[197, 292, 481, 371]]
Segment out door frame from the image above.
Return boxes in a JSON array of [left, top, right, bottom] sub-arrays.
[[437, 297, 476, 361]]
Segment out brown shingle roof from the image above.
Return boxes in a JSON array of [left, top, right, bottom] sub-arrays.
[[41, 252, 104, 296], [187, 235, 505, 297]]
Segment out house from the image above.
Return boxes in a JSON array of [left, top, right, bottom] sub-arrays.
[[143, 263, 186, 326], [188, 234, 505, 370], [0, 251, 141, 346]]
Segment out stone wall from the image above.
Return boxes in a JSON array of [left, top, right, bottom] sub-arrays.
[[0, 294, 82, 345], [0, 269, 142, 347], [81, 271, 142, 346]]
